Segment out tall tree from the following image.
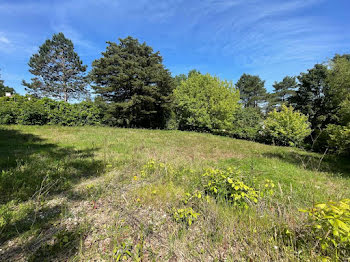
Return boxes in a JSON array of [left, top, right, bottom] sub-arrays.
[[90, 36, 174, 128], [290, 64, 332, 130], [174, 69, 201, 87], [0, 73, 15, 96], [23, 32, 88, 102], [269, 76, 297, 109], [174, 74, 187, 87], [328, 55, 350, 110], [236, 73, 266, 108], [332, 53, 350, 62]]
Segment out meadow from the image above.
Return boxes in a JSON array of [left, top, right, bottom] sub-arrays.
[[0, 125, 349, 261]]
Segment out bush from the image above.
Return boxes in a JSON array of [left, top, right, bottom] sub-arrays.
[[264, 105, 311, 146], [231, 107, 263, 140], [326, 124, 350, 155], [0, 95, 103, 126], [17, 98, 48, 125], [174, 73, 240, 132], [0, 96, 20, 124]]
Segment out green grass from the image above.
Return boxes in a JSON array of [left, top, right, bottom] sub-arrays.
[[0, 125, 349, 261]]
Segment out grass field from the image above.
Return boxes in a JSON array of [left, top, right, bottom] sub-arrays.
[[0, 125, 349, 261]]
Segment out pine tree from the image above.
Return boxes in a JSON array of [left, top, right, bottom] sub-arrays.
[[23, 33, 88, 102], [290, 64, 333, 130], [236, 73, 266, 108], [90, 36, 174, 128], [269, 76, 297, 109]]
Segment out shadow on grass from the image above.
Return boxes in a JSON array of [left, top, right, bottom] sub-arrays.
[[1, 221, 85, 262], [0, 127, 105, 260], [263, 150, 350, 178]]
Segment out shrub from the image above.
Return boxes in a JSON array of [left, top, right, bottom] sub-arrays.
[[17, 98, 48, 125], [174, 73, 240, 132], [0, 95, 102, 126], [300, 199, 350, 260], [326, 124, 350, 155], [0, 96, 20, 124], [264, 105, 311, 146], [202, 168, 259, 208]]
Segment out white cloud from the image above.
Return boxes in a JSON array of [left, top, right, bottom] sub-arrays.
[[0, 36, 10, 44]]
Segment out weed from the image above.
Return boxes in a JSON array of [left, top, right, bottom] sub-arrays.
[[172, 207, 200, 226]]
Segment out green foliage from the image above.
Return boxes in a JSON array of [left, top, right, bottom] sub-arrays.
[[172, 207, 200, 226], [269, 76, 297, 109], [326, 124, 350, 155], [300, 199, 350, 260], [0, 95, 102, 126], [327, 56, 350, 110], [181, 191, 202, 205], [113, 239, 144, 262], [202, 168, 259, 208], [236, 73, 266, 108], [90, 36, 174, 128], [22, 32, 88, 102], [0, 95, 20, 124], [338, 97, 350, 126], [231, 106, 263, 140], [264, 105, 311, 146], [290, 64, 333, 130], [261, 179, 276, 197], [323, 57, 350, 155], [174, 73, 240, 132]]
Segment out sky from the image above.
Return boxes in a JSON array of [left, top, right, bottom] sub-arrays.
[[0, 0, 350, 94]]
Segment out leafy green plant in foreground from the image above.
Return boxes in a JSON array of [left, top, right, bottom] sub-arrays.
[[202, 168, 259, 208], [300, 199, 350, 260]]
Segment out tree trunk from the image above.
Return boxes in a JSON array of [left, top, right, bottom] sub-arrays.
[[64, 88, 68, 102]]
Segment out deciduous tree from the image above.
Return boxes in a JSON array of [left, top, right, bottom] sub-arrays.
[[174, 73, 240, 131], [264, 105, 311, 146]]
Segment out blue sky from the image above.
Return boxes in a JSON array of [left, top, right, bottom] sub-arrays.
[[0, 0, 349, 94]]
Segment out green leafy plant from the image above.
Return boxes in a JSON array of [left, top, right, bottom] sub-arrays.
[[172, 207, 200, 226], [261, 179, 276, 196], [300, 199, 350, 260], [264, 105, 311, 147], [231, 106, 263, 140], [202, 168, 259, 208], [181, 191, 202, 205]]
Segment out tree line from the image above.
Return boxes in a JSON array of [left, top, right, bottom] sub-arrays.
[[1, 33, 349, 155]]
